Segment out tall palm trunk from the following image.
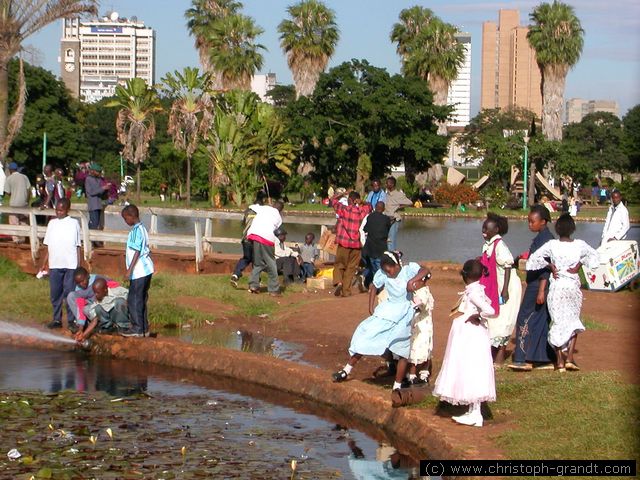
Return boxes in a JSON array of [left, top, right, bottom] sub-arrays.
[[136, 163, 141, 203], [429, 74, 449, 136], [291, 58, 322, 98], [541, 64, 568, 141], [0, 62, 8, 164], [186, 154, 192, 207]]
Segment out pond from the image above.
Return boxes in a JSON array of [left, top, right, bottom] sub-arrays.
[[0, 347, 425, 479], [106, 212, 640, 264]]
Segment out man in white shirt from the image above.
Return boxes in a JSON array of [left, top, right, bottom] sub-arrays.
[[274, 227, 301, 285], [40, 198, 82, 331], [246, 201, 284, 296], [601, 190, 630, 245], [4, 161, 31, 243]]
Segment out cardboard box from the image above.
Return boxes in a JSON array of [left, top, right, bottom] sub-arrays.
[[306, 277, 333, 290], [583, 240, 639, 292]]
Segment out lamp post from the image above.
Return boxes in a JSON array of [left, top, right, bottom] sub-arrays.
[[523, 134, 530, 210]]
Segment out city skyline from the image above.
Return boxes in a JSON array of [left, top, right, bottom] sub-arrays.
[[24, 0, 640, 117]]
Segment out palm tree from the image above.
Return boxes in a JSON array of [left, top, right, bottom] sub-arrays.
[[207, 13, 265, 90], [105, 78, 162, 202], [278, 0, 339, 99], [161, 67, 213, 206], [185, 0, 242, 88], [528, 1, 584, 141], [0, 0, 97, 164], [391, 7, 465, 135]]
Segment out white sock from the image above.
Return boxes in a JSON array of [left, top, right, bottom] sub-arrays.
[[392, 381, 402, 390], [343, 364, 353, 375], [418, 370, 430, 381], [408, 374, 417, 381]]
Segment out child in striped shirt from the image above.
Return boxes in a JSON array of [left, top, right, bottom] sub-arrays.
[[121, 204, 154, 337]]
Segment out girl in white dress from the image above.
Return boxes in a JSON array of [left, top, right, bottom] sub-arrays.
[[433, 259, 496, 427], [526, 214, 599, 371], [407, 277, 435, 385], [481, 213, 523, 365]]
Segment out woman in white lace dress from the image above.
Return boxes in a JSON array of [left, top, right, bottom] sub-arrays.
[[526, 214, 599, 371]]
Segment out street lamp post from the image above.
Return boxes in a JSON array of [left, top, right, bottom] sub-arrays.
[[523, 134, 530, 210]]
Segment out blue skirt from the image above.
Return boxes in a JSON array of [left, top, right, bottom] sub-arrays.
[[348, 300, 413, 359], [512, 281, 556, 363]]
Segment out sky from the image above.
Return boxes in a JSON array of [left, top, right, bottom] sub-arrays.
[[26, 0, 640, 117]]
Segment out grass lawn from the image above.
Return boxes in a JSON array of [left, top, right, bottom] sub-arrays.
[[0, 257, 301, 329]]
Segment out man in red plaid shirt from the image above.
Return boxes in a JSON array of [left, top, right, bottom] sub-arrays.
[[331, 191, 372, 297]]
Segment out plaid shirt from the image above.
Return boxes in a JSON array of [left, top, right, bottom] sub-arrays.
[[333, 200, 372, 249]]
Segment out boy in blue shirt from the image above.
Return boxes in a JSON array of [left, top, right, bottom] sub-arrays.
[[120, 204, 154, 337]]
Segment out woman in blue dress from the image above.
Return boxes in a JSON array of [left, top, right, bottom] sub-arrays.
[[509, 205, 556, 370], [332, 251, 431, 390]]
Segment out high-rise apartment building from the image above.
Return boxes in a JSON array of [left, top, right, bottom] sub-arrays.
[[60, 12, 155, 103], [480, 10, 542, 117], [565, 98, 619, 123], [446, 33, 472, 127]]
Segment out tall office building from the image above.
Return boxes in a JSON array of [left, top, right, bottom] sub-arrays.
[[565, 98, 619, 123], [480, 10, 542, 117], [60, 12, 155, 103], [446, 33, 472, 127]]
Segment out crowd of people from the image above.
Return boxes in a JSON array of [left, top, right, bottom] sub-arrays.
[[324, 180, 631, 428]]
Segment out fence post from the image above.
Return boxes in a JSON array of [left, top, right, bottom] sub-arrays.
[[194, 221, 203, 272], [28, 210, 39, 264], [79, 212, 92, 262], [149, 211, 158, 249], [203, 218, 212, 253]]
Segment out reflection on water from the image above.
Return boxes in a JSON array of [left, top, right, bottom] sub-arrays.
[[106, 211, 639, 263], [0, 347, 431, 479], [164, 327, 309, 365]]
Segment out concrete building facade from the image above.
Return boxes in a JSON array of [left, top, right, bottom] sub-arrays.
[[250, 73, 277, 104], [480, 9, 542, 117], [565, 98, 620, 123], [446, 33, 472, 127], [60, 12, 155, 103]]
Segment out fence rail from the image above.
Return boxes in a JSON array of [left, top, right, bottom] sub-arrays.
[[0, 205, 335, 270]]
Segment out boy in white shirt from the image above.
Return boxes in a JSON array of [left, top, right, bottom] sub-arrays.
[[274, 228, 301, 285], [40, 198, 82, 331]]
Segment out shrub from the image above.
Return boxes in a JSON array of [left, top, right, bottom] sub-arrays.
[[614, 178, 640, 204], [433, 183, 480, 206], [396, 175, 419, 200]]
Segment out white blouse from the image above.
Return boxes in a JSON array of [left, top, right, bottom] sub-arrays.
[[526, 239, 599, 287]]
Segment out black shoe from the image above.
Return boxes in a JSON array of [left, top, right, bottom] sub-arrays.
[[47, 321, 62, 329], [334, 284, 343, 297], [120, 330, 144, 338], [332, 369, 349, 382], [230, 274, 239, 288], [411, 377, 428, 386], [400, 379, 412, 389]]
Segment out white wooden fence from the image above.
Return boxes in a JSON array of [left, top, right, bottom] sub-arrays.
[[0, 205, 334, 270]]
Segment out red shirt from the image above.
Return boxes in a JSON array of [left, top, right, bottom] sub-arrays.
[[333, 201, 372, 249]]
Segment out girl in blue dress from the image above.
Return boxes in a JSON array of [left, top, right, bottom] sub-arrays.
[[332, 251, 431, 390]]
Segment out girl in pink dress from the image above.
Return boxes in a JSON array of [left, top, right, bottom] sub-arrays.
[[433, 259, 496, 427]]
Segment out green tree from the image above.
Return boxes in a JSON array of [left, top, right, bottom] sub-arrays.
[[0, 0, 97, 164], [460, 107, 537, 185], [622, 105, 640, 171], [563, 111, 629, 174], [265, 84, 296, 108], [161, 67, 213, 206], [278, 0, 339, 99], [7, 60, 89, 175], [204, 90, 295, 206], [207, 13, 265, 90], [105, 78, 163, 202], [283, 60, 449, 188], [390, 6, 465, 134], [185, 0, 242, 88], [528, 1, 584, 141]]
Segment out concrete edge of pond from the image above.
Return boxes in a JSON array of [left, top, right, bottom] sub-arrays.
[[1, 332, 498, 477]]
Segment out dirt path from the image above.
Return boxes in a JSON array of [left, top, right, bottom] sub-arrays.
[[181, 267, 639, 460]]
